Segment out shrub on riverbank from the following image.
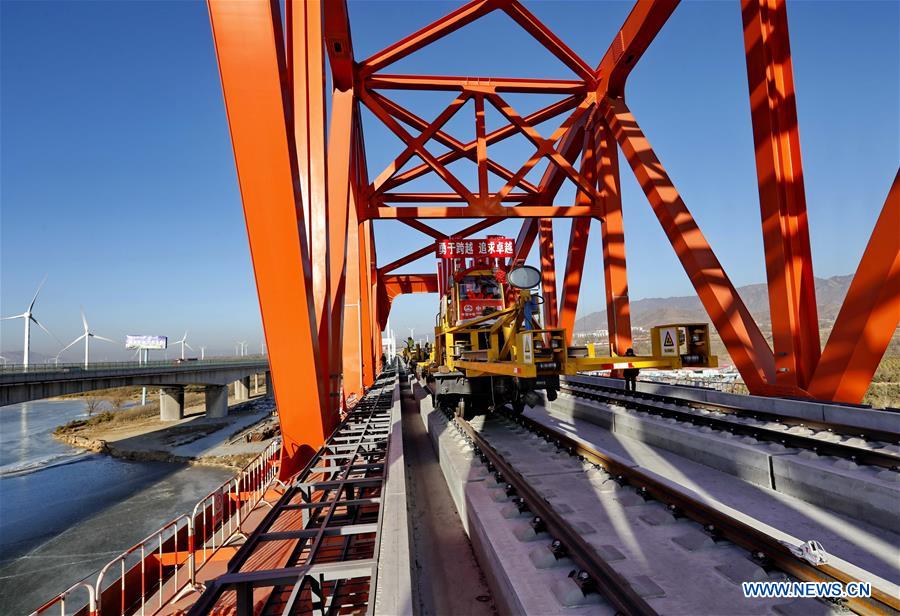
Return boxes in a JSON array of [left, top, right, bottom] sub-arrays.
[[54, 403, 159, 435]]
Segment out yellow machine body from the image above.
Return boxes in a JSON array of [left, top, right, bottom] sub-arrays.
[[421, 245, 717, 416]]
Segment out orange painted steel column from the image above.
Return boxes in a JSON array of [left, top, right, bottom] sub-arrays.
[[290, 0, 338, 429], [538, 219, 559, 327], [809, 173, 900, 403], [742, 0, 819, 389], [207, 0, 328, 478], [342, 208, 364, 402], [325, 88, 355, 422], [602, 96, 779, 393], [559, 218, 590, 344], [359, 219, 377, 385], [560, 121, 600, 343], [512, 219, 539, 265], [597, 119, 632, 355]]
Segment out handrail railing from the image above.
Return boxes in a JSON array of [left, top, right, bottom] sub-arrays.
[[95, 515, 192, 616], [191, 439, 280, 571], [0, 357, 268, 377], [28, 438, 281, 616], [31, 581, 97, 616]]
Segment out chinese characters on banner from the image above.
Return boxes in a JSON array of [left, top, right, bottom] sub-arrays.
[[435, 237, 514, 259]]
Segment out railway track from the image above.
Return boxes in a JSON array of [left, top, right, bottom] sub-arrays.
[[441, 403, 900, 616], [561, 376, 900, 471]]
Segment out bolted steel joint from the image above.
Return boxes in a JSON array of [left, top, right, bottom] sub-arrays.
[[549, 539, 567, 559], [568, 569, 597, 596], [512, 496, 530, 513]]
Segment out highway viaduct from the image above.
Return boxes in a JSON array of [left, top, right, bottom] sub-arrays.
[[0, 359, 271, 420]]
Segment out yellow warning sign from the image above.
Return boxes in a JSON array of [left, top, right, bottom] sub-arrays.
[[664, 331, 674, 347]]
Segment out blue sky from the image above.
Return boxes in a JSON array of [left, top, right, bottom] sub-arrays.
[[1, 1, 897, 360]]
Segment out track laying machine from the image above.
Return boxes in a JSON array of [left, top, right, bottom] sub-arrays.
[[420, 236, 717, 419]]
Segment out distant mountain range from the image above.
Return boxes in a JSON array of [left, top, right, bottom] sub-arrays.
[[574, 274, 854, 333]]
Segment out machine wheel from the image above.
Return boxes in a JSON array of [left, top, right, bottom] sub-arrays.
[[455, 397, 476, 420]]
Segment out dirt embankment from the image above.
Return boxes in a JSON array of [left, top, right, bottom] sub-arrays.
[[53, 388, 278, 470]]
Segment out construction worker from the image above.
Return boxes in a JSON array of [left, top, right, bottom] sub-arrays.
[[623, 348, 639, 392]]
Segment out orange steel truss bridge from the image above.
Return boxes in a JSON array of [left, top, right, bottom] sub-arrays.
[[207, 0, 900, 478]]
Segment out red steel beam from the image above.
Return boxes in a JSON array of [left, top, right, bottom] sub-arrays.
[[370, 204, 598, 219], [359, 219, 377, 385], [594, 0, 679, 98], [474, 93, 489, 198], [502, 0, 595, 82], [342, 192, 365, 401], [371, 92, 538, 194], [597, 118, 632, 355], [559, 218, 590, 342], [511, 219, 539, 265], [399, 218, 446, 239], [559, 120, 601, 342], [290, 0, 337, 431], [384, 273, 440, 298], [325, 88, 355, 422], [809, 173, 900, 403], [371, 92, 470, 194], [602, 96, 781, 394], [488, 93, 597, 199], [208, 0, 328, 478], [538, 218, 558, 327], [366, 74, 586, 93], [382, 95, 583, 192], [380, 217, 504, 273], [359, 0, 496, 77], [323, 0, 353, 91], [360, 89, 474, 202], [742, 0, 819, 389], [377, 193, 530, 203]]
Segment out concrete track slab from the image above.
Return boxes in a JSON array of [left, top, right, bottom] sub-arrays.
[[526, 403, 900, 589], [552, 393, 900, 533]]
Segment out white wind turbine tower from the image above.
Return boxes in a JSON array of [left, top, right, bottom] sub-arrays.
[[172, 331, 193, 360], [239, 341, 248, 357], [58, 308, 116, 368], [200, 346, 207, 360], [1, 276, 57, 369]]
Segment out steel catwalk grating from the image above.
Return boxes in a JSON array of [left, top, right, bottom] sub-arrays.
[[188, 369, 398, 616]]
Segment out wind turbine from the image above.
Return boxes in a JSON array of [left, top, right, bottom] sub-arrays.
[[172, 331, 193, 360], [239, 341, 248, 357], [2, 276, 57, 369], [200, 346, 207, 360], [57, 307, 116, 368]]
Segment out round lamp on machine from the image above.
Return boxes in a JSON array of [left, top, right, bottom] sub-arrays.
[[506, 265, 541, 289]]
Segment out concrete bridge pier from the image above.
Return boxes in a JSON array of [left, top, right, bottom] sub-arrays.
[[234, 376, 251, 401], [265, 371, 274, 400], [205, 384, 229, 418], [160, 386, 185, 421]]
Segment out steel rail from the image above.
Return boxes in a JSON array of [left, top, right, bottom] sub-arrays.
[[447, 411, 657, 616], [561, 380, 899, 470], [565, 376, 899, 442], [499, 407, 900, 616]]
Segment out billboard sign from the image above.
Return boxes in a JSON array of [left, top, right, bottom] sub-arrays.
[[125, 335, 168, 350], [436, 237, 514, 259]]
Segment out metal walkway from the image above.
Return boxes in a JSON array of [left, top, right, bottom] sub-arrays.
[[188, 369, 397, 615]]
